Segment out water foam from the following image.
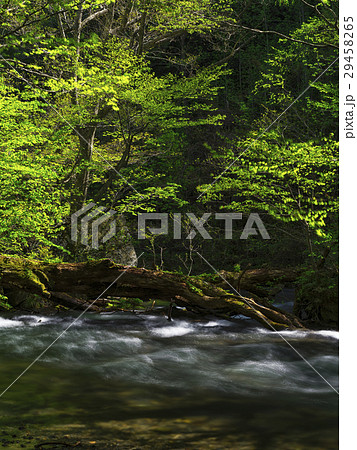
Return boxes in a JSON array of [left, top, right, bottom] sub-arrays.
[[256, 327, 339, 340], [151, 321, 195, 337], [0, 317, 23, 328]]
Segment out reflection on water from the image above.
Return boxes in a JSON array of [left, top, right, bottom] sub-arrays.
[[0, 312, 338, 449]]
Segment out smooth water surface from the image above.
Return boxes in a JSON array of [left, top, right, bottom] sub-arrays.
[[0, 311, 338, 449]]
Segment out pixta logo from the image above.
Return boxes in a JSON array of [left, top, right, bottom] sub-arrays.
[[138, 213, 270, 240], [71, 203, 117, 249]]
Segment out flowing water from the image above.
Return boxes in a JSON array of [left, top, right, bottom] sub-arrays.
[[0, 309, 338, 449]]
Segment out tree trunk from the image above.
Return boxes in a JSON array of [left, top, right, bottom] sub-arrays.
[[72, 125, 97, 210], [0, 256, 305, 330]]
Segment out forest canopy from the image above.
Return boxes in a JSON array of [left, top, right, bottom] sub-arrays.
[[0, 0, 338, 323]]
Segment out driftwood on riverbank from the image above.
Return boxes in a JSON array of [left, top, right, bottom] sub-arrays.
[[0, 256, 305, 330]]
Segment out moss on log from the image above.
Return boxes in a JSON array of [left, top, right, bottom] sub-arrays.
[[0, 256, 305, 330]]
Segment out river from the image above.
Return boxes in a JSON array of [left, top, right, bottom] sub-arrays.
[[0, 309, 338, 449]]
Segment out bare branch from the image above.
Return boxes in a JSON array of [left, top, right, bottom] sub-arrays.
[[238, 25, 338, 49], [80, 8, 109, 30], [0, 1, 83, 42], [2, 60, 59, 79], [299, 0, 338, 31], [143, 30, 187, 51], [211, 34, 257, 66]]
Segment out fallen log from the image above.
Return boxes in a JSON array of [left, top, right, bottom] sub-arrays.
[[0, 256, 305, 330], [201, 268, 300, 298]]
